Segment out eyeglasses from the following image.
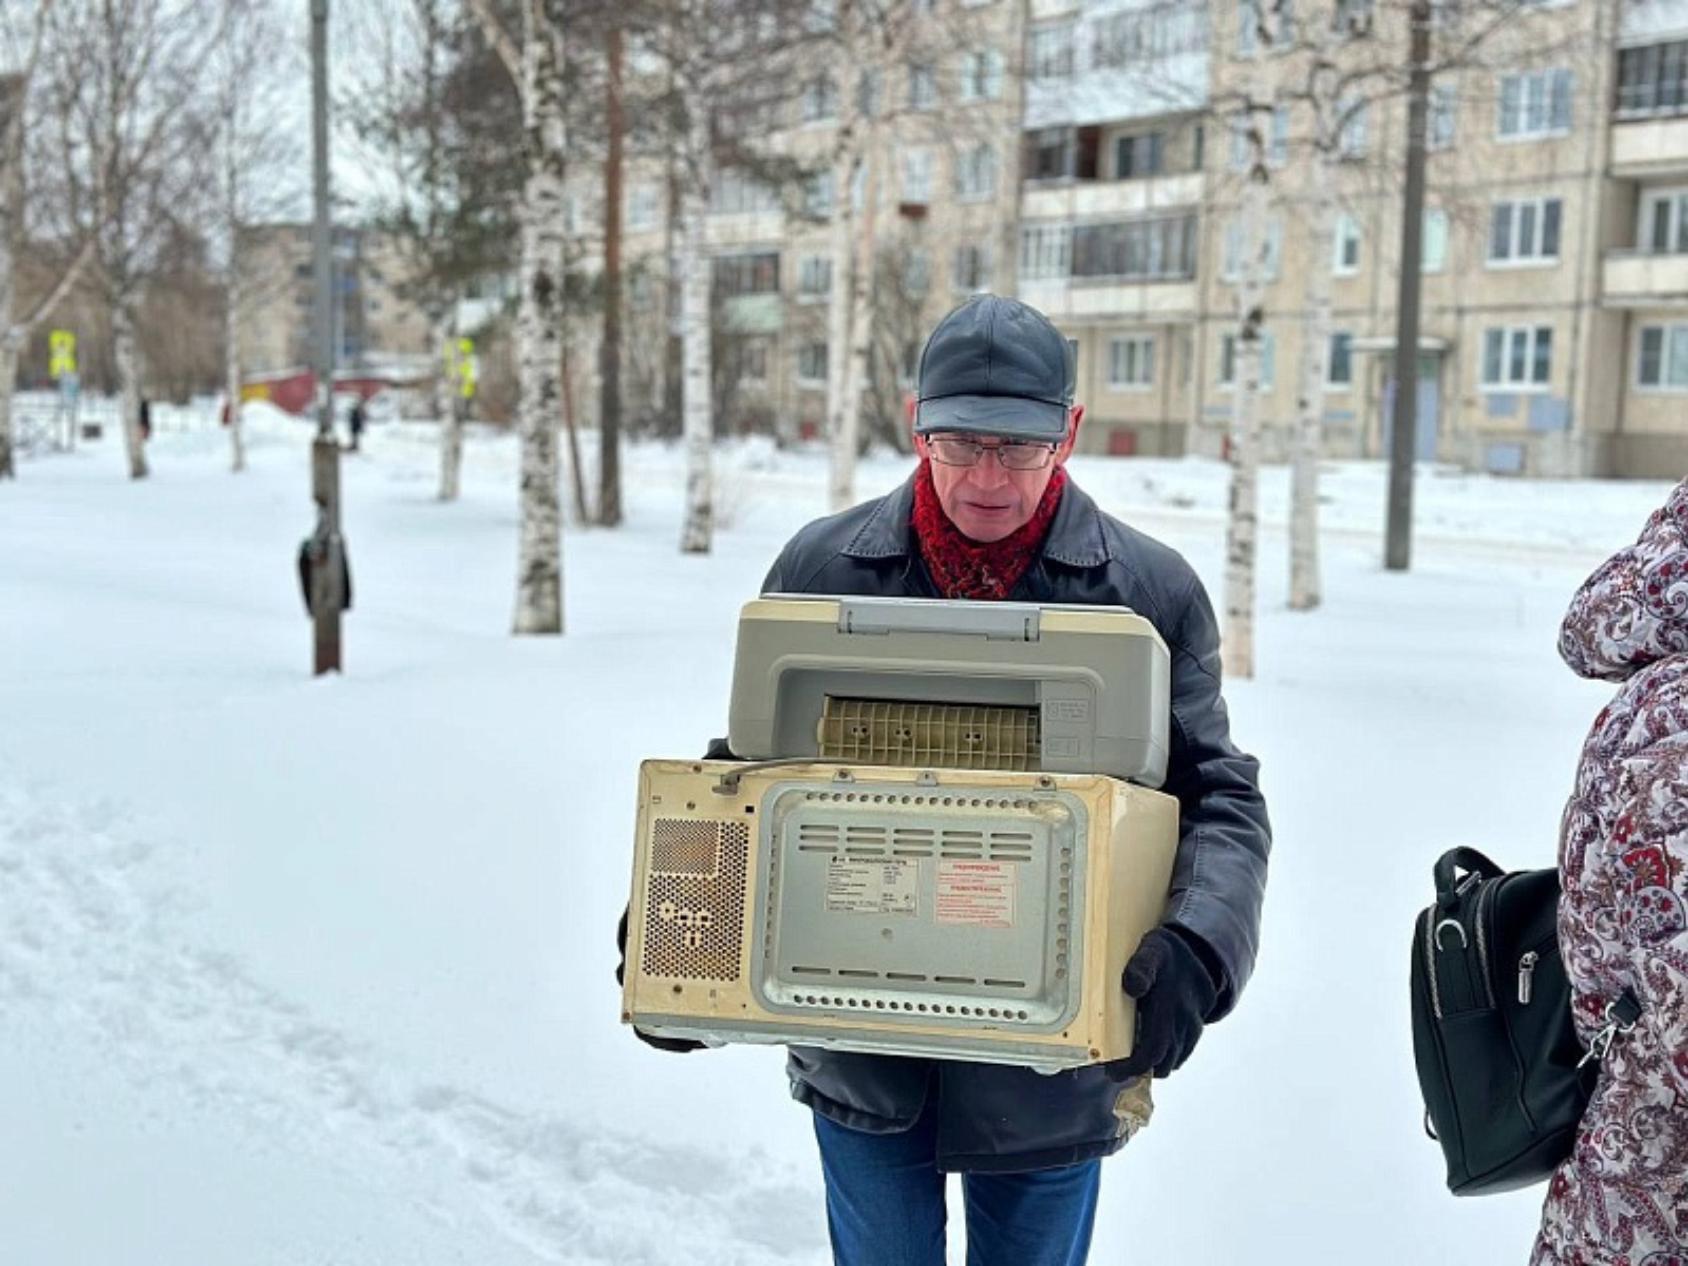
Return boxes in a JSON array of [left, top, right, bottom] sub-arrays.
[[926, 436, 1058, 470]]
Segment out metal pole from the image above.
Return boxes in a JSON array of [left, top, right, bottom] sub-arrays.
[[309, 0, 342, 673], [1385, 0, 1431, 572]]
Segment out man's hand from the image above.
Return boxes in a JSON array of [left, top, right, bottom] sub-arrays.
[[1108, 927, 1219, 1081], [616, 906, 705, 1054]]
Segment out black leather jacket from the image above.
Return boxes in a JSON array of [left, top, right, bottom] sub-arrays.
[[759, 471, 1271, 1172]]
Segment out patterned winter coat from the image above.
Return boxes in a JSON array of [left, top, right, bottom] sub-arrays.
[[1533, 480, 1688, 1266]]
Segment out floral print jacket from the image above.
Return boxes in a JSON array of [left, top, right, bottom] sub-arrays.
[[1534, 481, 1688, 1266]]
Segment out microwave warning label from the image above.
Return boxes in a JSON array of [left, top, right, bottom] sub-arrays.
[[826, 859, 919, 916], [935, 861, 1016, 929]]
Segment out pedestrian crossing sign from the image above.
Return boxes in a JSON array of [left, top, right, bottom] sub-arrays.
[[49, 330, 76, 378]]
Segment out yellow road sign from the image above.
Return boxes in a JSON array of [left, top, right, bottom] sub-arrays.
[[49, 329, 76, 378]]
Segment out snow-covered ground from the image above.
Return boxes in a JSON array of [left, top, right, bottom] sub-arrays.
[[0, 405, 1671, 1264]]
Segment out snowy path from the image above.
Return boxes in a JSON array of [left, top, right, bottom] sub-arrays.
[[0, 772, 821, 1265]]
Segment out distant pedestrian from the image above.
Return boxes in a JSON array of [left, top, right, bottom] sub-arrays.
[[348, 398, 365, 452], [138, 398, 152, 442]]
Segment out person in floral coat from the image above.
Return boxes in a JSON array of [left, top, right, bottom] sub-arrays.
[[1534, 480, 1688, 1266]]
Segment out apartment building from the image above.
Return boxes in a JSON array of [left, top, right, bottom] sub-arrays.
[[1021, 0, 1688, 478], [236, 225, 433, 376]]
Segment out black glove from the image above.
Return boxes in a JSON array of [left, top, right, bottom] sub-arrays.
[[1108, 926, 1220, 1081], [616, 905, 705, 1054]]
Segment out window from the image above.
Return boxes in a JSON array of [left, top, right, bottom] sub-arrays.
[[1108, 335, 1155, 389], [1332, 212, 1361, 274], [797, 255, 832, 300], [797, 342, 828, 385], [1327, 331, 1354, 386], [1028, 127, 1075, 181], [626, 184, 659, 232], [909, 63, 937, 110], [1428, 85, 1456, 149], [902, 149, 934, 204], [1422, 207, 1449, 272], [803, 0, 838, 33], [952, 243, 992, 292], [1641, 189, 1688, 254], [1220, 332, 1276, 388], [1334, 0, 1373, 34], [955, 144, 998, 201], [1021, 224, 1072, 280], [713, 252, 780, 297], [1487, 197, 1562, 264], [801, 75, 838, 124], [1093, 7, 1206, 67], [1115, 132, 1165, 179], [857, 68, 881, 119], [805, 171, 834, 217], [742, 339, 770, 383], [1237, 0, 1260, 54], [1497, 69, 1572, 139], [1637, 324, 1688, 389], [1337, 100, 1368, 158], [1619, 41, 1688, 118], [1480, 325, 1553, 389], [710, 168, 779, 214], [1030, 21, 1075, 81], [1223, 217, 1284, 280], [959, 49, 1004, 102], [903, 249, 931, 296], [1229, 106, 1289, 169], [1070, 215, 1197, 280], [899, 340, 920, 387]]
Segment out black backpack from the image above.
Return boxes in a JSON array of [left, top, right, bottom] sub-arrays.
[[1410, 847, 1639, 1196]]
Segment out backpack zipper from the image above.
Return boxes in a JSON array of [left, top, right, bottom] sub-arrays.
[[1517, 951, 1539, 1005], [1474, 880, 1497, 1009], [1422, 905, 1444, 1020]]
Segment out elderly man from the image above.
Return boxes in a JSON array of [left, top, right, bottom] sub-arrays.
[[625, 295, 1270, 1265]]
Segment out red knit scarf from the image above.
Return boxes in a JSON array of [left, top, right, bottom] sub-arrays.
[[911, 458, 1068, 600]]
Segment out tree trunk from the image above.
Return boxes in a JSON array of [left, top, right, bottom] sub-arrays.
[[678, 103, 712, 554], [1290, 177, 1335, 613], [0, 338, 16, 480], [1224, 142, 1275, 679], [114, 299, 147, 480], [561, 321, 589, 524], [834, 130, 881, 512], [598, 24, 624, 526], [824, 105, 862, 513], [662, 142, 682, 437], [434, 310, 463, 501], [225, 249, 245, 473], [511, 6, 565, 635]]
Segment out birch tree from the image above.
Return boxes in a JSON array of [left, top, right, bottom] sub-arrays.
[[38, 0, 220, 481], [1221, 0, 1292, 680], [214, 0, 299, 475], [469, 0, 566, 633], [0, 1, 89, 481]]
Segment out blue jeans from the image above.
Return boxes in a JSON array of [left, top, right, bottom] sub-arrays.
[[812, 1103, 1101, 1266]]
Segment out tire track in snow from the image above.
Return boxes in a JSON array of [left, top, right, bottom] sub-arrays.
[[0, 774, 826, 1265]]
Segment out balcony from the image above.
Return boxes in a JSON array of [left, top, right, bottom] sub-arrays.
[[721, 293, 782, 334], [1612, 115, 1688, 178], [1602, 251, 1688, 306], [1021, 172, 1204, 223], [704, 211, 784, 249], [1018, 277, 1199, 323]]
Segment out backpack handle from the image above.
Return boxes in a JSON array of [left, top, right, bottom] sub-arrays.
[[1433, 847, 1504, 905]]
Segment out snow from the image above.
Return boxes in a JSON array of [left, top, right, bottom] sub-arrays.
[[0, 402, 1670, 1264]]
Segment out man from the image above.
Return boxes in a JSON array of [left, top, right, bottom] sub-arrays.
[[624, 295, 1270, 1265]]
